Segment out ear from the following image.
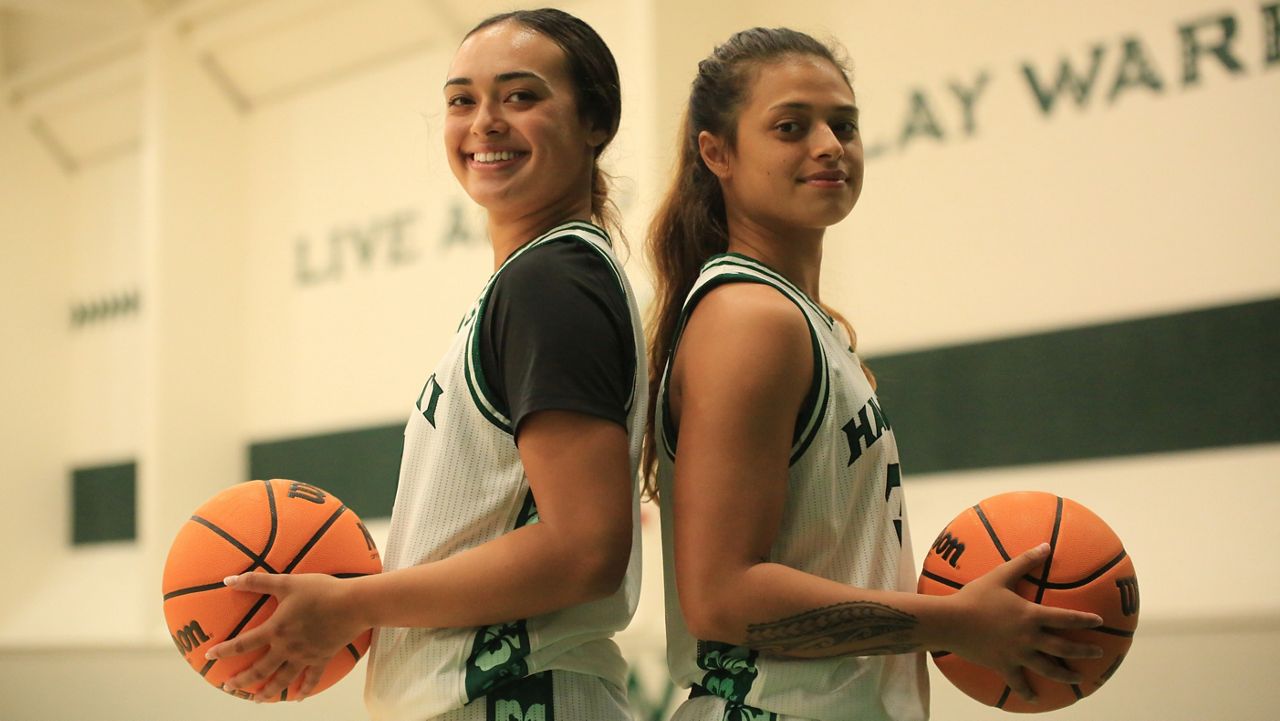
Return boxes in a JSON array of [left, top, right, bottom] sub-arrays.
[[585, 124, 610, 152], [697, 130, 732, 181]]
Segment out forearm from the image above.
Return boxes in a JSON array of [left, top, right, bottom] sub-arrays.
[[345, 521, 620, 630], [690, 561, 960, 659]]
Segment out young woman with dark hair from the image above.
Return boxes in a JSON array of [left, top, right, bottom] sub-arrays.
[[645, 27, 1104, 721], [207, 9, 645, 721]]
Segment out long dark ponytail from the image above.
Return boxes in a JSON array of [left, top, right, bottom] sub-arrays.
[[642, 28, 870, 499]]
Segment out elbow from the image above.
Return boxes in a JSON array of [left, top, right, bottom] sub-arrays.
[[679, 581, 740, 644], [567, 536, 631, 603]]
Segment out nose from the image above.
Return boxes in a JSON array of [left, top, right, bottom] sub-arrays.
[[472, 98, 508, 137], [812, 124, 844, 162]]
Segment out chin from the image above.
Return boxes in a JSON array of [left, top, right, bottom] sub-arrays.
[[800, 206, 854, 229]]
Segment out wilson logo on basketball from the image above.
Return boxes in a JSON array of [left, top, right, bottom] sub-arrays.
[[931, 531, 965, 568], [1116, 576, 1140, 616], [287, 481, 326, 504], [171, 619, 210, 655]]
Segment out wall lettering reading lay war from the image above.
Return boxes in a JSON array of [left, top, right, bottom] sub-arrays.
[[866, 3, 1278, 160]]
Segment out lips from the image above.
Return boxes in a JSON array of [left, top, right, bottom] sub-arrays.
[[801, 169, 849, 183]]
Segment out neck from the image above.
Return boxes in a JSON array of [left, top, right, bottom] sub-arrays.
[[486, 195, 595, 270], [724, 212, 825, 300]]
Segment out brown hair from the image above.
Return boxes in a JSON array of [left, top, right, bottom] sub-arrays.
[[466, 8, 623, 235], [641, 28, 872, 500]]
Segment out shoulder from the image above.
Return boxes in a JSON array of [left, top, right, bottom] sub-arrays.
[[678, 281, 812, 394], [687, 281, 810, 347], [498, 235, 617, 290]]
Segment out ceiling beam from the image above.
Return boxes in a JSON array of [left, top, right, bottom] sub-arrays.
[[0, 0, 132, 24], [0, 10, 9, 82], [127, 0, 178, 20]]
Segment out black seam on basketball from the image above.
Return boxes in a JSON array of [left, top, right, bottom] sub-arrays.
[[259, 480, 279, 569], [282, 505, 348, 574], [198, 593, 272, 677], [332, 572, 373, 579], [974, 504, 1011, 561], [931, 650, 951, 659], [163, 581, 228, 600], [191, 515, 280, 574], [1092, 625, 1136, 638], [1071, 683, 1084, 699], [228, 594, 272, 638], [280, 689, 288, 702], [996, 686, 1011, 708], [1038, 550, 1129, 590], [1034, 497, 1064, 605], [346, 643, 360, 661], [920, 570, 964, 590]]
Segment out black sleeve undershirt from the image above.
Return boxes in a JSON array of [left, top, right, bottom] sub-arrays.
[[479, 236, 635, 439]]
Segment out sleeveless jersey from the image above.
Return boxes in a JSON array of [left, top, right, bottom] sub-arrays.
[[364, 221, 648, 721], [656, 253, 929, 721]]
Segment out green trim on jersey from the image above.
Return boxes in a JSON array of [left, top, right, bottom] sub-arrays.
[[691, 641, 776, 720], [463, 221, 628, 434], [702, 253, 834, 330], [464, 490, 541, 701], [659, 269, 830, 466]]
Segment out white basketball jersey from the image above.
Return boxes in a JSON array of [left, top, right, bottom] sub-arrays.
[[656, 253, 929, 721], [364, 221, 648, 721]]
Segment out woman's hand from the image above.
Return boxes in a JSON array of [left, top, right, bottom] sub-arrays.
[[944, 543, 1105, 704], [205, 572, 365, 702]]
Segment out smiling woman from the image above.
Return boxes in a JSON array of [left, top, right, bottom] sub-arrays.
[[644, 27, 1105, 721], [204, 9, 646, 721]]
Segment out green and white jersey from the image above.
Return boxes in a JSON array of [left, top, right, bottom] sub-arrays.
[[364, 221, 647, 721], [656, 253, 929, 721]]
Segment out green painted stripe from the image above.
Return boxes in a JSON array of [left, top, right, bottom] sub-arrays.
[[868, 297, 1280, 474], [241, 298, 1279, 522], [72, 462, 136, 544], [248, 424, 403, 518]]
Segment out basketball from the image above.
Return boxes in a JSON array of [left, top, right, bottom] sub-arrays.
[[162, 479, 382, 702], [917, 491, 1139, 713]]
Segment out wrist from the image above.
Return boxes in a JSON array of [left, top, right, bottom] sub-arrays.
[[336, 574, 374, 630], [917, 592, 967, 653]]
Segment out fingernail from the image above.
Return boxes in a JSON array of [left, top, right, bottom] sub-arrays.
[[223, 575, 238, 586]]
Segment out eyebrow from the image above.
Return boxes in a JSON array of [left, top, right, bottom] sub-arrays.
[[443, 70, 548, 89], [770, 101, 859, 118]]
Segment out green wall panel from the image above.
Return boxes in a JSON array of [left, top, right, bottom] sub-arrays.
[[868, 297, 1280, 474], [248, 423, 404, 519], [240, 297, 1280, 516], [72, 462, 137, 544]]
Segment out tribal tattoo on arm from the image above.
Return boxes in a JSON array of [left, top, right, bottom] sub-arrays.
[[745, 601, 920, 656]]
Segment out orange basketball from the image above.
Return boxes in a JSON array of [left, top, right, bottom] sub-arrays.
[[917, 491, 1139, 713], [162, 479, 382, 702]]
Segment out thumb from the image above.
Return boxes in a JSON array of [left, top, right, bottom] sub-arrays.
[[224, 570, 284, 595], [990, 542, 1050, 587]]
